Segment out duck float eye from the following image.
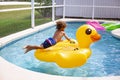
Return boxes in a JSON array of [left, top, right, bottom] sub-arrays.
[[85, 28, 92, 35]]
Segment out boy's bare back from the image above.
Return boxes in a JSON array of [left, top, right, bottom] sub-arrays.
[[53, 30, 65, 42]]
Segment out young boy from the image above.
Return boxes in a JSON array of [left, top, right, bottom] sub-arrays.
[[24, 21, 71, 53]]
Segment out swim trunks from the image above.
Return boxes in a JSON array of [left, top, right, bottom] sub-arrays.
[[42, 38, 56, 48]]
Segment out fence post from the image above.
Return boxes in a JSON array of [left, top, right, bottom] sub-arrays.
[[52, 0, 55, 21], [92, 0, 95, 20], [63, 0, 65, 18], [31, 0, 35, 28]]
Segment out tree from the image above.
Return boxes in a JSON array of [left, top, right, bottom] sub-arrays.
[[35, 0, 52, 18]]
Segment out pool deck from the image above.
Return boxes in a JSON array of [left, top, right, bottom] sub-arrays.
[[111, 28, 120, 39], [0, 19, 120, 80]]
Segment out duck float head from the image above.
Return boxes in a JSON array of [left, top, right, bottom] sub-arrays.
[[34, 24, 101, 68], [76, 24, 101, 48]]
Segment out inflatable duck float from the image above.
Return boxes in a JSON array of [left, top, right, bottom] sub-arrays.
[[34, 24, 101, 68]]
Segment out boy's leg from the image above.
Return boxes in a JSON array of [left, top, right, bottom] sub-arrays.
[[24, 45, 43, 53]]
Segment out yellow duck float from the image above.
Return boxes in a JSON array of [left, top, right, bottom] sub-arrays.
[[34, 24, 101, 68]]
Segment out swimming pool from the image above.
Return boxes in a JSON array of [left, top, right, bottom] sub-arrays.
[[0, 21, 120, 77]]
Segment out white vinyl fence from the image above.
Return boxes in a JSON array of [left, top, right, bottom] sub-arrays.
[[0, 0, 120, 28]]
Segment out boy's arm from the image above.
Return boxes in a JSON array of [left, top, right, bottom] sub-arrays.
[[63, 32, 70, 41], [63, 32, 75, 44]]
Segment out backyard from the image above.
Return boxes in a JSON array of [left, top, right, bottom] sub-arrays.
[[0, 1, 120, 80]]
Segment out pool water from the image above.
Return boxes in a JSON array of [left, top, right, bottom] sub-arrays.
[[0, 22, 120, 77]]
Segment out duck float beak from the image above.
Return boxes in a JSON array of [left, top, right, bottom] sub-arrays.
[[91, 33, 101, 42]]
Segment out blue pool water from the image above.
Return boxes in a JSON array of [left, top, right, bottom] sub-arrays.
[[0, 22, 120, 77]]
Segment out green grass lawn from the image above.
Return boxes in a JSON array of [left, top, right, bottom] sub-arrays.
[[0, 10, 31, 37], [0, 9, 51, 38], [0, 5, 31, 9]]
